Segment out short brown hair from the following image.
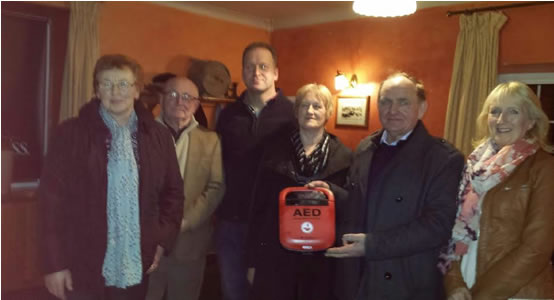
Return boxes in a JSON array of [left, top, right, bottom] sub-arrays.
[[93, 54, 144, 94], [242, 42, 278, 67], [378, 71, 426, 102]]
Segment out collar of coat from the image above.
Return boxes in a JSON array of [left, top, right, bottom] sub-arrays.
[[237, 88, 287, 111], [77, 98, 156, 135], [357, 120, 429, 155], [263, 132, 352, 181]]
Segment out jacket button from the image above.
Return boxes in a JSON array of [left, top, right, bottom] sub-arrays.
[[260, 242, 266, 247], [395, 196, 403, 202], [384, 272, 392, 280]]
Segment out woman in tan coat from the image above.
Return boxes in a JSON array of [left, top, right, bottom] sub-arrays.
[[440, 81, 554, 300]]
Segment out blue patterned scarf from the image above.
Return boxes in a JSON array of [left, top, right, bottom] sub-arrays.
[[99, 106, 143, 288]]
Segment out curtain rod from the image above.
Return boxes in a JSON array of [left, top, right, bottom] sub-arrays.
[[446, 1, 554, 17]]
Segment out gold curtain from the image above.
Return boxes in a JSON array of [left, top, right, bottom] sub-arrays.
[[443, 12, 507, 156], [59, 2, 99, 122]]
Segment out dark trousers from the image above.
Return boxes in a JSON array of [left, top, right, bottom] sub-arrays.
[[250, 252, 335, 300], [146, 255, 206, 300], [215, 220, 249, 300], [67, 278, 148, 300]]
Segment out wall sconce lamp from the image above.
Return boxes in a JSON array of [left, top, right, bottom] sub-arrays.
[[335, 70, 358, 91]]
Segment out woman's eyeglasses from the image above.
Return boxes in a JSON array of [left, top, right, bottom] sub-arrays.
[[98, 80, 135, 94]]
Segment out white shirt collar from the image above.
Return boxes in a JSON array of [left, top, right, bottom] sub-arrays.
[[380, 129, 413, 146], [156, 115, 198, 135]]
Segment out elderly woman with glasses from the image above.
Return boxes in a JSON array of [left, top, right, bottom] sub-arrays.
[[40, 54, 184, 300], [440, 81, 554, 300], [246, 83, 352, 300]]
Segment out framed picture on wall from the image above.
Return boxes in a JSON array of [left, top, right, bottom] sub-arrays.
[[335, 96, 370, 127]]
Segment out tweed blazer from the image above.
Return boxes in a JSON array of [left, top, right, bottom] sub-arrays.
[[166, 125, 225, 261]]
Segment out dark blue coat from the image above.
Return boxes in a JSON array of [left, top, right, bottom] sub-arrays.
[[335, 121, 464, 300], [248, 132, 352, 300], [39, 99, 184, 293]]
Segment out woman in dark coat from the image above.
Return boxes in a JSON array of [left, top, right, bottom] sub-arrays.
[[40, 54, 184, 300], [247, 83, 352, 300]]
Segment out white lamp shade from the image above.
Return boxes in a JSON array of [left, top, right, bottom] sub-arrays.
[[353, 0, 417, 17], [335, 74, 349, 91]]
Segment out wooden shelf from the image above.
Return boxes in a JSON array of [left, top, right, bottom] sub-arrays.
[[200, 96, 236, 104]]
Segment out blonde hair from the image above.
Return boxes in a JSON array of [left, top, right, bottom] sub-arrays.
[[295, 83, 334, 120], [474, 81, 552, 152]]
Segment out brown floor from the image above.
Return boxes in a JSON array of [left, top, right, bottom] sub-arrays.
[[1, 254, 222, 300]]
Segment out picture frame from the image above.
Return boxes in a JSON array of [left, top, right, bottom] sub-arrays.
[[335, 96, 370, 127]]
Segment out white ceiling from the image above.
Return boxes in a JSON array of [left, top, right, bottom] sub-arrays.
[[156, 1, 468, 31]]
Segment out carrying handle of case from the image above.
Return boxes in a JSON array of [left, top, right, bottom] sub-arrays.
[[279, 186, 335, 207]]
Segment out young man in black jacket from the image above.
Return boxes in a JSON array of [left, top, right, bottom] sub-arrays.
[[215, 42, 296, 300]]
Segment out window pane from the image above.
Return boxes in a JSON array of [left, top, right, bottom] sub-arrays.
[[539, 84, 554, 120], [1, 13, 47, 182], [538, 84, 554, 145], [548, 124, 554, 145], [529, 84, 539, 95]]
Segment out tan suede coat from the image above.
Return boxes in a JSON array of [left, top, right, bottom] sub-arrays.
[[445, 150, 554, 300], [167, 125, 225, 261]]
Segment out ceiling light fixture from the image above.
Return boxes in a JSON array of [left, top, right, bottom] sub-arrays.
[[352, 0, 417, 17]]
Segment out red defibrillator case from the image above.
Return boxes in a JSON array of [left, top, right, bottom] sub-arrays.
[[279, 187, 335, 252]]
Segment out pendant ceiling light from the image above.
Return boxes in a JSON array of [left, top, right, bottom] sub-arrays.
[[353, 0, 417, 17]]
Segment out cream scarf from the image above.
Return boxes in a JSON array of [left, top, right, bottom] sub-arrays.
[[438, 138, 538, 273]]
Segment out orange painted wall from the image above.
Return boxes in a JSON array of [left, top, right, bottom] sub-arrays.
[[98, 2, 270, 92], [272, 2, 554, 150], [499, 3, 554, 67], [33, 1, 554, 147], [98, 2, 270, 128]]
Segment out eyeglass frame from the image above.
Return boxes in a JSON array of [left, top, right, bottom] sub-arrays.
[[164, 90, 200, 103], [97, 80, 136, 94]]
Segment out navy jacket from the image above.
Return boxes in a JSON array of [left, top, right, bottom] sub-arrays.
[[247, 132, 352, 300], [335, 122, 464, 300], [215, 90, 296, 223]]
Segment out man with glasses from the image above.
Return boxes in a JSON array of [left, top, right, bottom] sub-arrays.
[[138, 72, 208, 127], [215, 42, 296, 300], [146, 77, 225, 300]]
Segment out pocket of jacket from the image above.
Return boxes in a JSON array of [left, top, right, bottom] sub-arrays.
[[497, 184, 529, 214], [491, 184, 530, 233]]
